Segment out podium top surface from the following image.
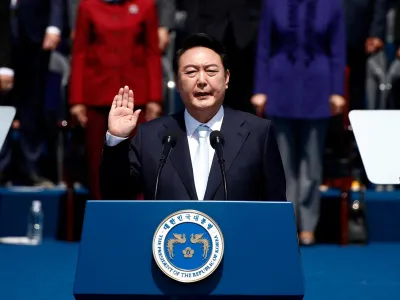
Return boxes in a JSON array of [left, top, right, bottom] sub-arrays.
[[74, 200, 303, 298], [349, 110, 400, 184]]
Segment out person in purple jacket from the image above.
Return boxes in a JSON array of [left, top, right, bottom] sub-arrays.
[[252, 0, 346, 245]]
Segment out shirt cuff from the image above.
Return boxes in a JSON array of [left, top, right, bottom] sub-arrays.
[[0, 68, 14, 76], [46, 26, 61, 36], [106, 131, 128, 146]]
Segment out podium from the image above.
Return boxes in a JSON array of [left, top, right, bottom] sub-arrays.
[[74, 200, 304, 299], [349, 110, 400, 184]]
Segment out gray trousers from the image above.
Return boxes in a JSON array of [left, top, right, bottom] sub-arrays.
[[366, 53, 400, 110], [272, 117, 328, 232]]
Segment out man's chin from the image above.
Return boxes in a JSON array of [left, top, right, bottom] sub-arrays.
[[192, 97, 215, 109]]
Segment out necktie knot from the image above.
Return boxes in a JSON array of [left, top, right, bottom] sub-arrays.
[[196, 124, 210, 139]]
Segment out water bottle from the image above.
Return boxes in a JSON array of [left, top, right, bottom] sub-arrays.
[[27, 200, 44, 245]]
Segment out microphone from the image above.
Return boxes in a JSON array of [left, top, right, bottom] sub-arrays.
[[154, 132, 177, 200], [210, 130, 228, 200]]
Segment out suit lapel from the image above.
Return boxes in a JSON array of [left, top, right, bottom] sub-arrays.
[[159, 112, 198, 200], [204, 108, 250, 200]]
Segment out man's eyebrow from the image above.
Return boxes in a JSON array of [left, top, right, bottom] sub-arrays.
[[182, 64, 220, 69]]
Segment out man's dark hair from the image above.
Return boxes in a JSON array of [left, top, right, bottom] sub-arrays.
[[172, 33, 229, 75]]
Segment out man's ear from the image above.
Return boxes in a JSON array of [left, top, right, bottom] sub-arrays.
[[225, 69, 230, 89]]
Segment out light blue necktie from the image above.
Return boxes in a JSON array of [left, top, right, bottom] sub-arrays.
[[193, 125, 210, 200]]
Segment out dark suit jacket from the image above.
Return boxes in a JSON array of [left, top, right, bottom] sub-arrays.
[[17, 0, 64, 43], [67, 0, 79, 31], [156, 0, 176, 30], [0, 0, 12, 68], [100, 107, 287, 201], [392, 0, 400, 46], [344, 0, 387, 49], [177, 0, 262, 49]]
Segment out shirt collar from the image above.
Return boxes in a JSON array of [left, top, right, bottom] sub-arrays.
[[184, 106, 224, 137]]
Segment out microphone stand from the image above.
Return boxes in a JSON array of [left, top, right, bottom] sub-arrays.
[[154, 136, 175, 200], [218, 157, 228, 201], [154, 134, 176, 200], [154, 155, 168, 200], [210, 131, 228, 201]]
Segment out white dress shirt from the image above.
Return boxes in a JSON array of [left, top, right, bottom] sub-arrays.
[[105, 106, 225, 174]]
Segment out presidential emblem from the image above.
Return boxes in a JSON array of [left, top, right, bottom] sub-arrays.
[[152, 210, 224, 283]]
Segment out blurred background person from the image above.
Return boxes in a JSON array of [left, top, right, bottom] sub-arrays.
[[0, 0, 13, 186], [67, 0, 80, 42], [252, 0, 346, 245], [394, 0, 400, 55], [391, 0, 400, 102], [344, 0, 387, 111], [344, 0, 387, 191], [69, 0, 163, 200], [0, 0, 63, 187], [156, 0, 176, 55], [175, 0, 262, 113], [0, 0, 13, 93], [67, 0, 176, 58], [155, 0, 176, 115]]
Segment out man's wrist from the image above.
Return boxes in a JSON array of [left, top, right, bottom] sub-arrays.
[[106, 131, 128, 147]]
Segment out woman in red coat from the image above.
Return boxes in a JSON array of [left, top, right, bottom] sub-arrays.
[[69, 0, 163, 200]]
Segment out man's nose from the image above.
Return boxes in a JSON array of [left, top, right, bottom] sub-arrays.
[[197, 71, 207, 88]]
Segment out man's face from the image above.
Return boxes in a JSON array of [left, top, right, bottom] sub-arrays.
[[176, 47, 230, 112]]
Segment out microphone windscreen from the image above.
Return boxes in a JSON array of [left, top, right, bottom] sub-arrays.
[[162, 132, 177, 148], [210, 130, 225, 149]]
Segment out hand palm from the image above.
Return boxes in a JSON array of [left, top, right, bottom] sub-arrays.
[[108, 86, 141, 138]]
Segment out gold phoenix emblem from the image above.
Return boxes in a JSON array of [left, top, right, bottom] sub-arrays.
[[167, 233, 186, 259], [167, 233, 210, 260], [190, 233, 210, 260], [183, 247, 194, 258]]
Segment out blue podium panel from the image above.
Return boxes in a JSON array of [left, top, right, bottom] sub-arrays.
[[74, 201, 304, 299], [0, 187, 66, 239]]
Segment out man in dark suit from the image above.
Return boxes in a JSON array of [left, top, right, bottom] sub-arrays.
[[344, 0, 388, 111], [343, 0, 387, 189], [0, 0, 13, 92], [100, 33, 286, 202], [0, 0, 64, 186], [176, 0, 262, 114]]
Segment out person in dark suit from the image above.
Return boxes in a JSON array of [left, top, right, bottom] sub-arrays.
[[99, 33, 287, 202], [344, 0, 387, 110], [343, 0, 387, 190], [0, 0, 64, 186], [0, 0, 13, 92], [176, 0, 262, 114]]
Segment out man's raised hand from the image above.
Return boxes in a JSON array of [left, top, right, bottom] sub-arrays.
[[108, 86, 141, 138]]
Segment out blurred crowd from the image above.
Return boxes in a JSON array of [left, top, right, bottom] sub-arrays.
[[0, 1, 398, 207]]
